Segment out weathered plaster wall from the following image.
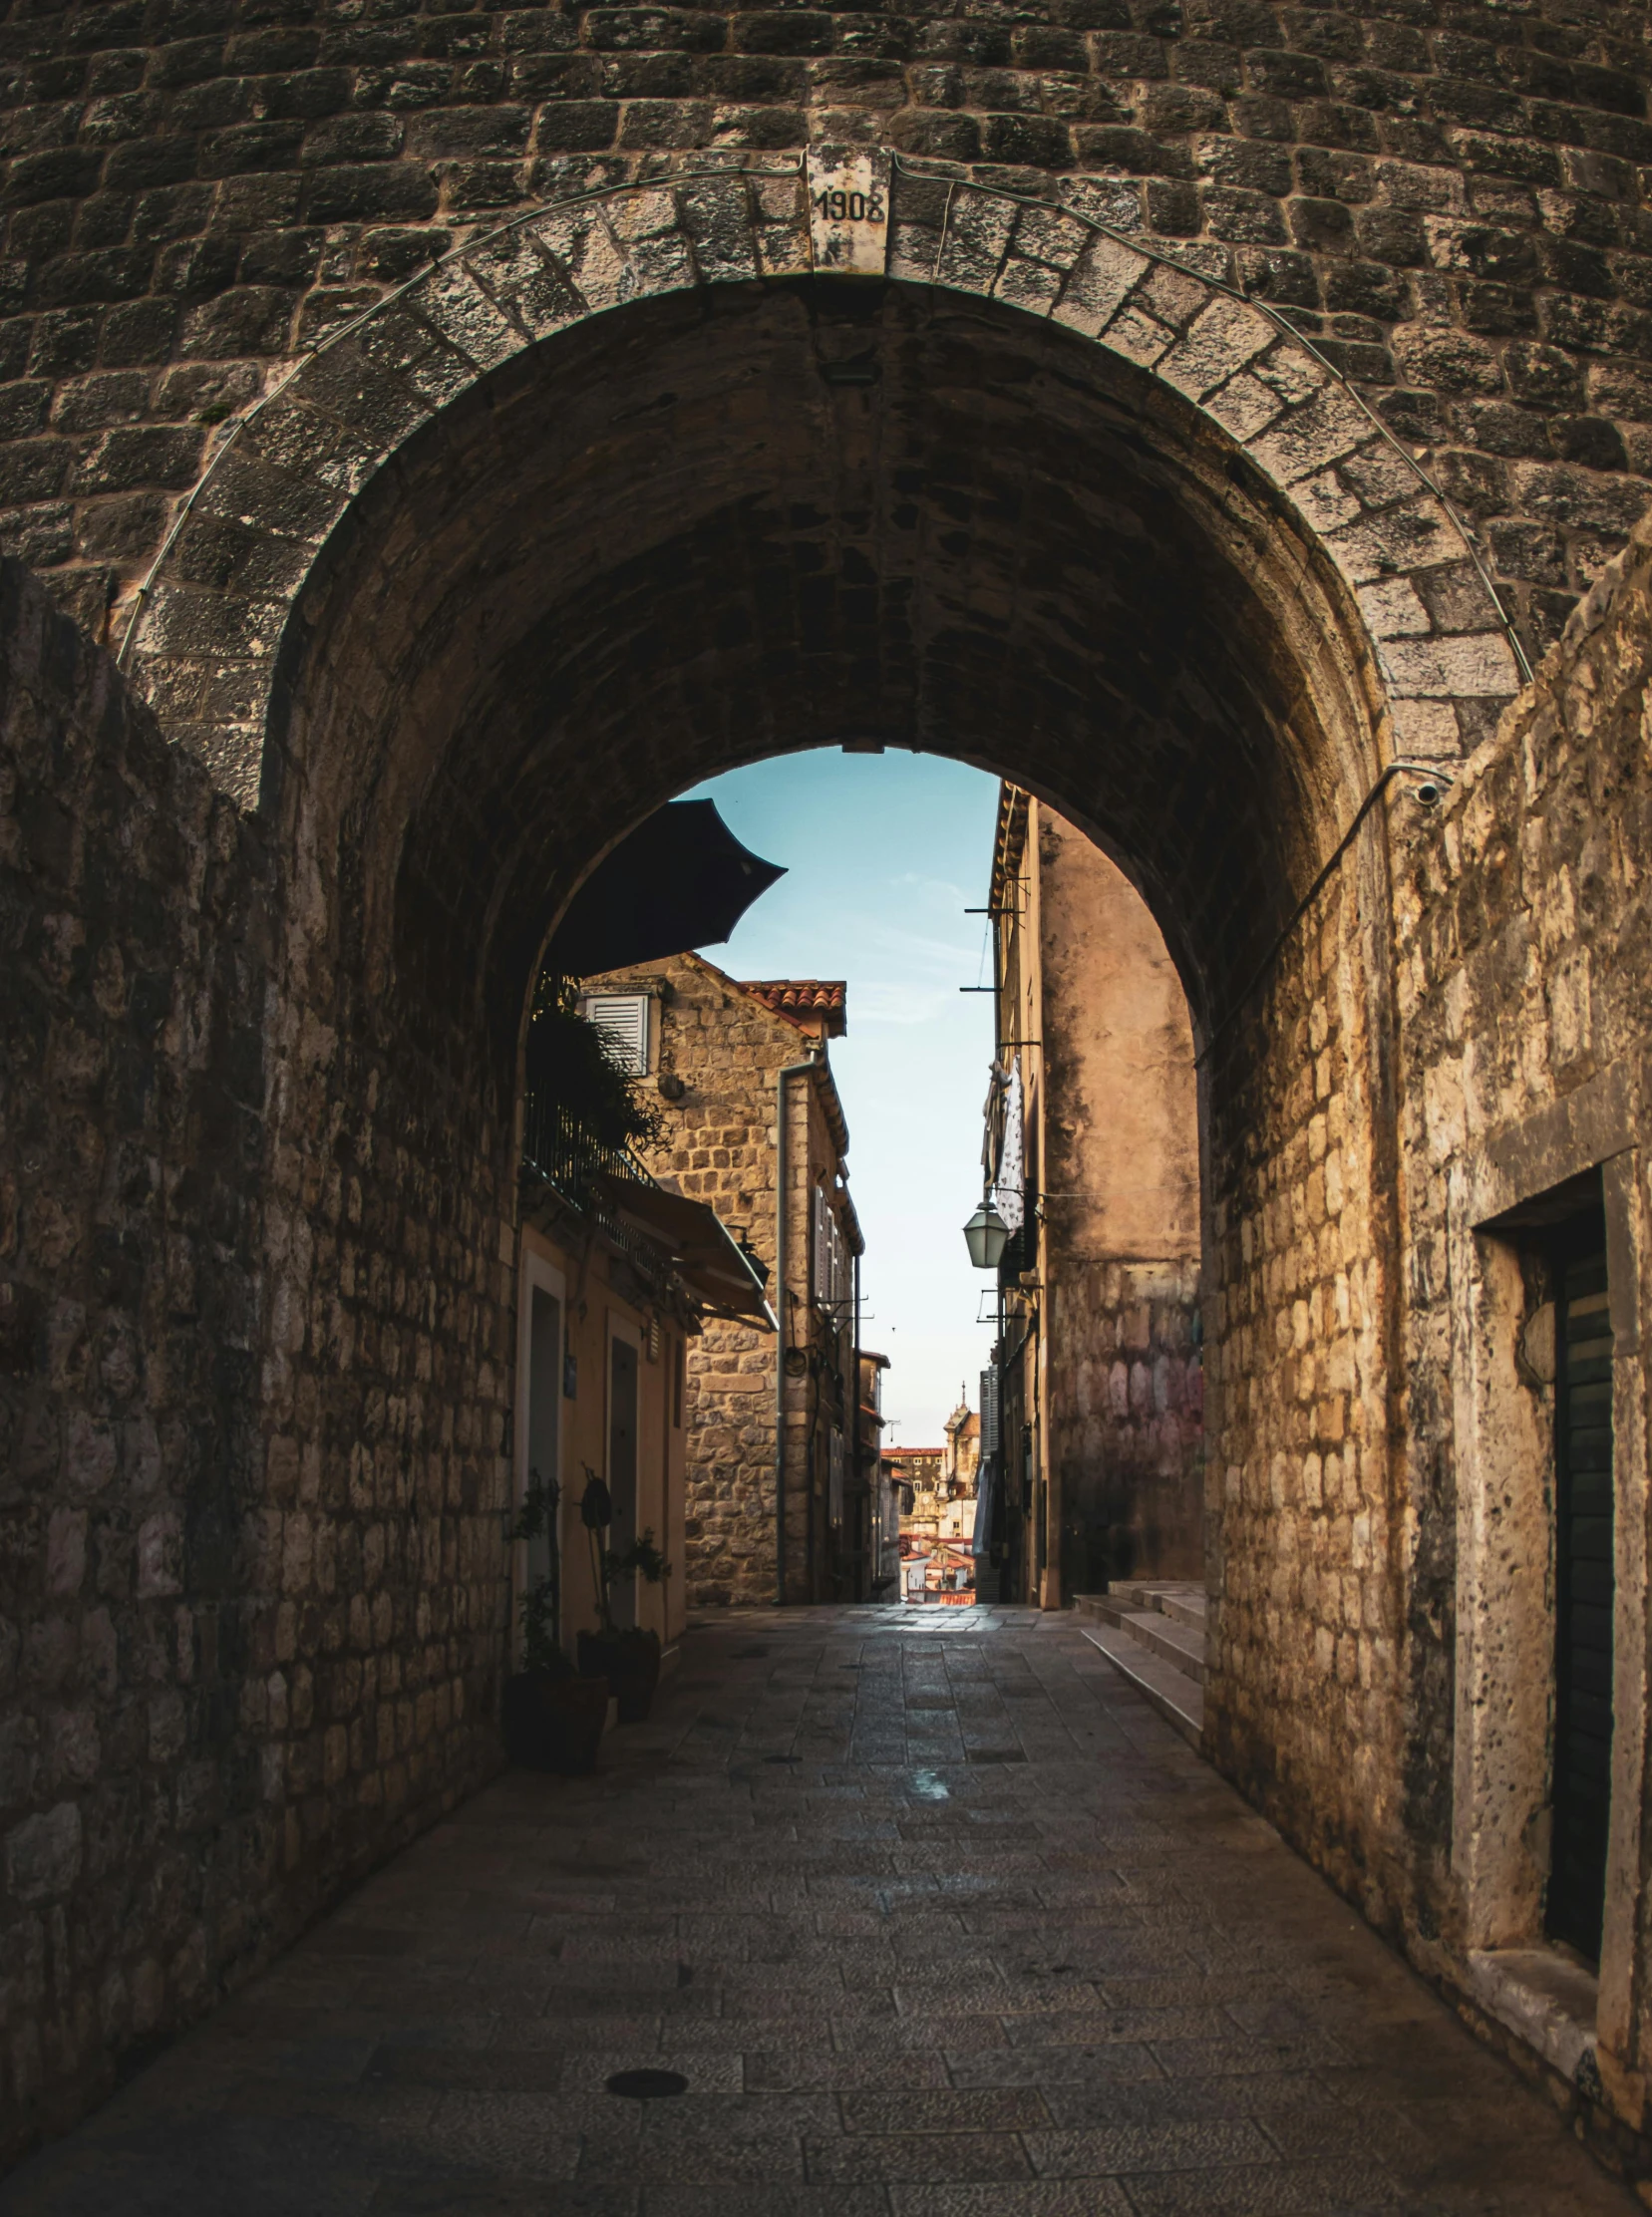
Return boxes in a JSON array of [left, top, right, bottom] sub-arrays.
[[1034, 804, 1204, 1591], [1051, 1259, 1205, 1589], [1039, 807, 1200, 1265], [514, 1216, 688, 1655]]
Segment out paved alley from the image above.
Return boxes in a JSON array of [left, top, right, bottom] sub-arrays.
[[0, 1608, 1636, 2216]]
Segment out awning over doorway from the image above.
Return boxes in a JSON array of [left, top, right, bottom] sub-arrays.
[[594, 1173, 777, 1330], [545, 799, 786, 977]]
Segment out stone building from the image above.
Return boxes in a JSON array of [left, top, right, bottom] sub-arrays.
[[856, 1349, 900, 1601], [514, 1053, 770, 1671], [575, 954, 864, 1607], [11, 33, 1652, 2181], [942, 1396, 982, 1504], [981, 788, 1204, 1610], [887, 1447, 943, 1540], [891, 1410, 979, 1534], [892, 1402, 980, 1601]]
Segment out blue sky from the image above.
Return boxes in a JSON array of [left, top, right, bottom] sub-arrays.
[[682, 750, 1001, 1448]]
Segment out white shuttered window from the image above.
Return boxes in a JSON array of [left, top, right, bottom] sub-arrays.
[[580, 994, 650, 1075], [813, 1185, 848, 1309]]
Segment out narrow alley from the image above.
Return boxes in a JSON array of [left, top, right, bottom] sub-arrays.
[[1, 1612, 1632, 2217]]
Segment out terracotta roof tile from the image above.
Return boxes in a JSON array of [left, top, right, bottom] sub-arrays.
[[743, 979, 847, 1037]]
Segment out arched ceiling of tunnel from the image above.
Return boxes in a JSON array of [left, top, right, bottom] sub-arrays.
[[270, 277, 1385, 1053]]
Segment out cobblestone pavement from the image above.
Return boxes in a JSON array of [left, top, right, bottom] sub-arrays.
[[2, 1608, 1637, 2216]]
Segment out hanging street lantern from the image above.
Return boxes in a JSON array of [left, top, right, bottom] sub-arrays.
[[962, 1197, 1010, 1273]]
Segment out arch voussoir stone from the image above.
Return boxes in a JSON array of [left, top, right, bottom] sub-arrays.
[[122, 149, 1526, 809], [911, 174, 1525, 754]]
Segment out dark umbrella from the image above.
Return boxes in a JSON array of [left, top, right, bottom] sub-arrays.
[[545, 800, 786, 977]]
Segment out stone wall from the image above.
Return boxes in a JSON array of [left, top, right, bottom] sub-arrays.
[[1031, 803, 1205, 1593], [1051, 1259, 1205, 1592], [1391, 512, 1652, 2153], [1203, 496, 1652, 2169], [1201, 785, 1406, 1932], [0, 552, 515, 2169], [6, 14, 1652, 2166], [1, 0, 1651, 670], [0, 556, 271, 2158]]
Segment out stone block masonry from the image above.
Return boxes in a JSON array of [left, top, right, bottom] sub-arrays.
[[0, 555, 513, 2168], [6, 20, 1652, 2188], [1390, 508, 1652, 2170], [648, 955, 794, 1610], [0, 2, 1651, 667], [0, 556, 273, 2158], [580, 954, 856, 1609]]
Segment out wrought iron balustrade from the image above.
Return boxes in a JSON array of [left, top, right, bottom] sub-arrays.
[[520, 1093, 671, 1275]]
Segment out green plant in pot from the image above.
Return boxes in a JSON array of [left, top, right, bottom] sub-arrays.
[[499, 1472, 609, 1773], [575, 1468, 673, 1723]]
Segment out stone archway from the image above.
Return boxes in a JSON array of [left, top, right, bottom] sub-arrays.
[[92, 142, 1459, 1968], [120, 151, 1523, 811], [5, 141, 1574, 2161]]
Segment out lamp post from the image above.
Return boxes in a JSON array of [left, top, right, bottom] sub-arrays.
[[962, 1196, 1010, 1273]]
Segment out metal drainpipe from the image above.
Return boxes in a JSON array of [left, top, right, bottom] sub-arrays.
[[774, 1051, 819, 1606]]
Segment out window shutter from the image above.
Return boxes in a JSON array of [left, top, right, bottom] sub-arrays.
[[980, 1369, 1000, 1456], [813, 1191, 848, 1309], [581, 994, 649, 1075]]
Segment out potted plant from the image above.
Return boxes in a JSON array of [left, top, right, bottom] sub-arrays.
[[499, 1473, 609, 1773], [575, 1470, 674, 1723]]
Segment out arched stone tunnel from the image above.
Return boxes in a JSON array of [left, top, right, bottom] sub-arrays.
[[108, 162, 1461, 1972], [4, 16, 1652, 2194]]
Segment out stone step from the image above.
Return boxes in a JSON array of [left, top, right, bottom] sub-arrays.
[[1077, 1621, 1203, 1747], [1072, 1590, 1133, 1632], [1117, 1606, 1205, 1685], [1154, 1592, 1207, 1634], [1108, 1580, 1207, 1634], [1073, 1588, 1206, 1689]]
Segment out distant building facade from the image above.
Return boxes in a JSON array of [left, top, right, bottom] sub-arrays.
[[513, 989, 772, 1669], [577, 955, 865, 1606], [981, 788, 1203, 1609], [857, 1351, 901, 1601], [891, 1396, 982, 1603]]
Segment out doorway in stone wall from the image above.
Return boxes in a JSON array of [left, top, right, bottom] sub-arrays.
[[569, 752, 1206, 1626], [1456, 1155, 1630, 2016]]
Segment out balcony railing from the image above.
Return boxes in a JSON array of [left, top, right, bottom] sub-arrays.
[[520, 1094, 671, 1276]]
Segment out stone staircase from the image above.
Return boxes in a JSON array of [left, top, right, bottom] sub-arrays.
[[1073, 1581, 1205, 1745]]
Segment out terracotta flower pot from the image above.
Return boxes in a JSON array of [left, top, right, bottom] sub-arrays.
[[577, 1628, 662, 1723], [501, 1668, 609, 1773]]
